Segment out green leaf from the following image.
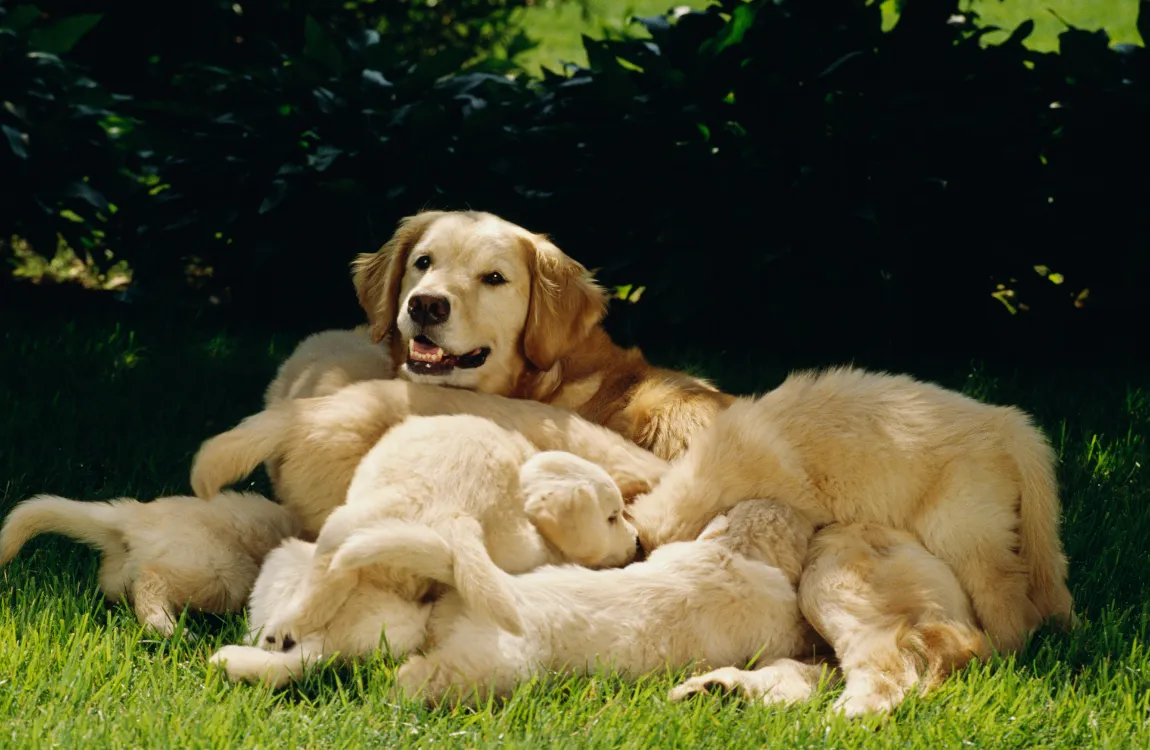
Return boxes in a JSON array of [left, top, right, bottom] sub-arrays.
[[7, 5, 43, 31], [2, 125, 28, 159], [1139, 0, 1150, 49], [700, 2, 758, 57], [304, 15, 342, 75], [26, 13, 102, 54]]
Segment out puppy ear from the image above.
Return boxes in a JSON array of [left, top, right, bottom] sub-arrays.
[[522, 235, 608, 371], [352, 212, 442, 343]]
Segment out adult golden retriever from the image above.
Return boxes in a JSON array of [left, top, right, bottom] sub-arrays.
[[351, 210, 733, 461]]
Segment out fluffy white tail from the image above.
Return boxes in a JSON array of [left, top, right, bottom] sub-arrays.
[[190, 408, 291, 498], [330, 517, 524, 635], [0, 495, 126, 564], [1005, 410, 1075, 626]]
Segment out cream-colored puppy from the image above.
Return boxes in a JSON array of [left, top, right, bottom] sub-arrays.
[[0, 491, 299, 637], [627, 367, 1074, 657], [263, 325, 394, 407], [394, 499, 815, 707], [191, 378, 668, 537], [256, 414, 641, 651], [210, 447, 637, 688], [210, 537, 433, 688], [670, 523, 988, 717]]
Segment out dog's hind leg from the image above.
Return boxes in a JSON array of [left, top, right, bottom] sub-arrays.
[[799, 524, 989, 718], [131, 566, 180, 638]]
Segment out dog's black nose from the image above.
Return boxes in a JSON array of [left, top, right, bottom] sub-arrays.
[[408, 294, 451, 326]]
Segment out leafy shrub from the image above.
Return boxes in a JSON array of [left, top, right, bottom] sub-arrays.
[[2, 0, 1148, 355]]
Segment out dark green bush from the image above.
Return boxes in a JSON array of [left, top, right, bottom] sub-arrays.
[[2, 0, 1148, 356]]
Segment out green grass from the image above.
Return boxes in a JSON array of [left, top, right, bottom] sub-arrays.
[[2, 305, 1150, 747], [513, 0, 1143, 77]]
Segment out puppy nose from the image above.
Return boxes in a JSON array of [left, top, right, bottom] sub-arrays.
[[408, 294, 451, 326]]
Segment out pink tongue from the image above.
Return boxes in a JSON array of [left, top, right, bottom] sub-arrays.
[[412, 339, 441, 355]]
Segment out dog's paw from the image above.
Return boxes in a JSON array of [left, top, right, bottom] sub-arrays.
[[671, 660, 830, 708], [395, 655, 446, 705], [832, 688, 898, 718], [209, 645, 265, 684], [668, 667, 746, 702], [258, 614, 300, 652]]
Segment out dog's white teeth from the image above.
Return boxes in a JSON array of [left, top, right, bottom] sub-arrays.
[[408, 341, 446, 363]]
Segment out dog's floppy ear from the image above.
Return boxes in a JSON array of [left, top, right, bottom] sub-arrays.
[[522, 235, 608, 371], [352, 212, 443, 343]]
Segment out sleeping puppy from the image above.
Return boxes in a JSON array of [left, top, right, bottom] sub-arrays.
[[351, 210, 733, 461], [191, 378, 668, 537], [670, 523, 988, 717], [626, 366, 1073, 713], [254, 414, 642, 652], [209, 445, 638, 688], [0, 491, 298, 637], [393, 499, 816, 707]]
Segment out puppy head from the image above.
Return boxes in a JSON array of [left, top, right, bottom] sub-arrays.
[[521, 451, 639, 569], [351, 210, 606, 395]]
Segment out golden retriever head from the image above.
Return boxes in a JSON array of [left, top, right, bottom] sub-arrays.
[[352, 210, 607, 394]]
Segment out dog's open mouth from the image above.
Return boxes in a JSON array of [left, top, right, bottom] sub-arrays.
[[406, 336, 491, 376]]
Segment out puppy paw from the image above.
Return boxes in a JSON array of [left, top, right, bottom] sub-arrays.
[[395, 655, 448, 705], [669, 667, 754, 702], [258, 614, 300, 652], [832, 688, 898, 718], [209, 645, 265, 684], [210, 645, 299, 689], [670, 660, 831, 707]]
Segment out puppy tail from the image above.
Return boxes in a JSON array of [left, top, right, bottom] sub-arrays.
[[330, 517, 524, 636], [0, 495, 128, 564], [438, 517, 524, 636], [1004, 410, 1076, 628], [330, 520, 455, 585], [190, 408, 291, 499]]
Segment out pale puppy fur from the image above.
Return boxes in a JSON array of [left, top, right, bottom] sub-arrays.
[[0, 491, 299, 637], [210, 443, 638, 688], [191, 378, 668, 538], [670, 523, 987, 717], [262, 324, 394, 407], [261, 324, 394, 490], [393, 499, 815, 707], [627, 366, 1074, 714]]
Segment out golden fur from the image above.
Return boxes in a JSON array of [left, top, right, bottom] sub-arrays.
[[351, 210, 732, 461], [628, 366, 1074, 714], [395, 499, 815, 707], [671, 524, 989, 717], [209, 431, 640, 689], [191, 379, 668, 538], [0, 491, 298, 637], [263, 325, 393, 408]]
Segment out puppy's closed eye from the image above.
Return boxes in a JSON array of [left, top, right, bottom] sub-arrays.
[[607, 511, 620, 525]]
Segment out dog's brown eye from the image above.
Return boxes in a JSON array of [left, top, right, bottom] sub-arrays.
[[608, 512, 619, 525], [481, 272, 507, 286], [414, 255, 431, 270]]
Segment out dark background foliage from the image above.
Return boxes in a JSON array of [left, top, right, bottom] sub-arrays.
[[2, 0, 1148, 360]]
